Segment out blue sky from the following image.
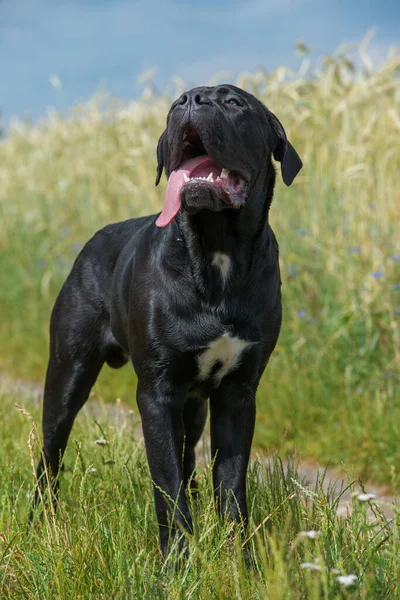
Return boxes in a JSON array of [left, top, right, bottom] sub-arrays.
[[1, 0, 399, 122]]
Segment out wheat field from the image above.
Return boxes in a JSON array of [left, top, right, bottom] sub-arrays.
[[1, 45, 400, 483]]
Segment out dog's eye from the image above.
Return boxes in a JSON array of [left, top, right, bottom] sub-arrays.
[[226, 98, 241, 107]]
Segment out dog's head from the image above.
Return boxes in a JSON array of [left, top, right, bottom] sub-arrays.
[[155, 84, 302, 227]]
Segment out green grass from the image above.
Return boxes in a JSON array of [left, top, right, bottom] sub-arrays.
[[1, 391, 399, 599], [1, 42, 400, 484]]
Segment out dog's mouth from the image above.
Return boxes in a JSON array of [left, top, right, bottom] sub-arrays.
[[156, 128, 248, 227]]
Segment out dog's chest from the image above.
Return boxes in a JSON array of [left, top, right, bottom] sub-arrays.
[[211, 252, 231, 286], [197, 333, 251, 385]]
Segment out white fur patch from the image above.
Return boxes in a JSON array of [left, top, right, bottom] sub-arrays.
[[211, 252, 231, 285], [197, 333, 250, 384]]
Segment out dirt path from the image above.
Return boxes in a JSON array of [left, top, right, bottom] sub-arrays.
[[2, 371, 396, 520]]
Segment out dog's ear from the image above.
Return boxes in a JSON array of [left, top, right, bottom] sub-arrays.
[[265, 109, 302, 186], [155, 130, 167, 186]]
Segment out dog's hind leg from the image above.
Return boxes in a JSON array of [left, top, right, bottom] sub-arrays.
[[32, 288, 126, 514], [33, 351, 104, 507], [183, 396, 208, 493]]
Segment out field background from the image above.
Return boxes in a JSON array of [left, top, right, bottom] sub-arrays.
[[1, 393, 399, 598], [1, 46, 400, 485]]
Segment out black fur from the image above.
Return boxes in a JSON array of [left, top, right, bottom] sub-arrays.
[[33, 84, 302, 557]]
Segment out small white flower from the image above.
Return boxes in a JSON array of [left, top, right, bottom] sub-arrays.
[[300, 562, 321, 571], [355, 493, 376, 502], [336, 574, 358, 587], [330, 568, 341, 574], [94, 438, 108, 445], [299, 530, 321, 539], [89, 467, 97, 473]]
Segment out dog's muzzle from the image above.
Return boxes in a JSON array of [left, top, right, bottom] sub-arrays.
[[155, 120, 248, 227]]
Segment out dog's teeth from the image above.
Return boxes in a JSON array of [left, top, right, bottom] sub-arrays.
[[207, 173, 213, 182], [220, 168, 229, 179], [216, 176, 221, 182], [183, 173, 190, 182]]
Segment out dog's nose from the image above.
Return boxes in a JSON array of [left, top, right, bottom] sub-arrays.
[[192, 92, 211, 106], [176, 93, 188, 106], [177, 90, 211, 108]]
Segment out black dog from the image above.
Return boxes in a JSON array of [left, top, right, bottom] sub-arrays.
[[34, 84, 302, 557]]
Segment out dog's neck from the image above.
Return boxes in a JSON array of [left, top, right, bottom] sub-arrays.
[[174, 164, 276, 297]]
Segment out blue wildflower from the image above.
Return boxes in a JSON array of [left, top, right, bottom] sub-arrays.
[[371, 271, 383, 279], [297, 310, 306, 318], [347, 246, 361, 255], [392, 254, 400, 262]]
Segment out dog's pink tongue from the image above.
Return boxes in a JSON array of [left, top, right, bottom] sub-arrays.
[[155, 169, 185, 227], [155, 155, 209, 227]]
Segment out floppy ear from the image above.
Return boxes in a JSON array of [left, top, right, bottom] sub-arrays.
[[265, 110, 303, 186], [155, 130, 167, 186]]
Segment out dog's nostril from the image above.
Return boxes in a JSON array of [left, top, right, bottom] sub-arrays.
[[178, 94, 188, 105], [194, 93, 210, 105]]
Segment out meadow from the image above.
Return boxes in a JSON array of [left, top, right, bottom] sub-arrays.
[[1, 391, 399, 598], [2, 45, 400, 482], [1, 41, 400, 597]]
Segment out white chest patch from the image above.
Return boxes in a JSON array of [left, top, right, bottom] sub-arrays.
[[197, 333, 251, 384], [211, 252, 231, 285]]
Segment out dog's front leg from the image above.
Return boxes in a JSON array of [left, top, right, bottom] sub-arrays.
[[136, 381, 191, 558], [210, 379, 256, 527]]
